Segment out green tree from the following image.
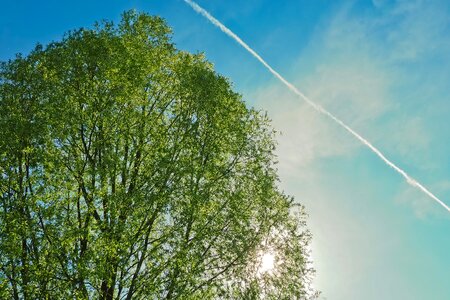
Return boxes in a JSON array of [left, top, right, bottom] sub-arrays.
[[0, 11, 317, 299]]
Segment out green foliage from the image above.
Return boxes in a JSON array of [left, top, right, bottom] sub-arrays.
[[0, 10, 317, 299]]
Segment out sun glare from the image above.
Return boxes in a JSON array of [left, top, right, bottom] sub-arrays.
[[260, 253, 275, 273]]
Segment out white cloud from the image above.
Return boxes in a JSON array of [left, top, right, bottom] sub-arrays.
[[250, 0, 449, 189]]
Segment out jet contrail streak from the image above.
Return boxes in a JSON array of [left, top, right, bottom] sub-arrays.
[[183, 0, 450, 213]]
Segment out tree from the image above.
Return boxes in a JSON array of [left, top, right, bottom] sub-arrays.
[[0, 11, 317, 299]]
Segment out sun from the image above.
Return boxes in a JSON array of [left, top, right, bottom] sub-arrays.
[[260, 252, 275, 273]]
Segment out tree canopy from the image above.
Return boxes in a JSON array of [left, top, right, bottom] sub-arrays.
[[0, 11, 316, 299]]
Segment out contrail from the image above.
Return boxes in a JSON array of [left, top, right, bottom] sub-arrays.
[[183, 0, 450, 213]]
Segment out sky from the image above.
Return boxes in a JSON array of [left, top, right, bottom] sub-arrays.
[[1, 0, 450, 299]]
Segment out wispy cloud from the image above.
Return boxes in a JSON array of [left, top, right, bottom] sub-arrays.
[[252, 0, 450, 215]]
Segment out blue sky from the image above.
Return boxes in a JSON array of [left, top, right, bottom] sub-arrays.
[[2, 0, 450, 299]]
